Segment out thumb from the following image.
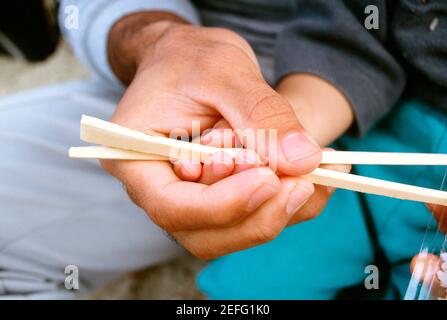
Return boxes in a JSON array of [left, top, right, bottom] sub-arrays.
[[217, 82, 321, 176]]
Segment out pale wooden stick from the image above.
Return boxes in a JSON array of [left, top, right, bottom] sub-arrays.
[[303, 168, 447, 206], [74, 115, 447, 206], [70, 145, 447, 166], [69, 146, 168, 160], [321, 151, 447, 165], [80, 115, 241, 162]]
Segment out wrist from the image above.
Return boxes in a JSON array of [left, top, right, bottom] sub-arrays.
[[108, 12, 189, 84], [276, 73, 354, 146]]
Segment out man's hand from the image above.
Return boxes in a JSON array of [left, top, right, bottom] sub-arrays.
[[102, 12, 327, 259]]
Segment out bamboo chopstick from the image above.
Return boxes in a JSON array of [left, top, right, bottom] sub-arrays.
[[79, 115, 241, 162], [74, 116, 447, 165], [69, 146, 168, 160], [70, 146, 447, 166], [70, 115, 447, 206], [321, 151, 447, 165], [304, 168, 447, 206]]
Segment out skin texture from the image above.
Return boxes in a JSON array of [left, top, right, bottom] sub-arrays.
[[103, 13, 447, 299], [102, 12, 353, 259], [276, 73, 354, 147]]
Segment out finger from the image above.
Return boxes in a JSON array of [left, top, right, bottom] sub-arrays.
[[206, 78, 321, 176], [198, 151, 234, 185], [201, 119, 237, 148], [411, 254, 447, 299], [103, 159, 281, 231], [176, 122, 233, 182], [173, 158, 202, 182], [202, 118, 263, 174], [212, 118, 231, 130], [287, 150, 351, 225], [233, 149, 261, 174], [199, 121, 238, 184], [173, 176, 314, 259]]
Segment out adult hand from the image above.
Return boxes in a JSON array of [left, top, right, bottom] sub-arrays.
[[102, 12, 327, 259]]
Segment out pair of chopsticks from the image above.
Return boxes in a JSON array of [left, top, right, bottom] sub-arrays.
[[69, 115, 447, 206]]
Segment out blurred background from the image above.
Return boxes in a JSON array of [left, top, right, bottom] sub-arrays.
[[0, 0, 205, 299]]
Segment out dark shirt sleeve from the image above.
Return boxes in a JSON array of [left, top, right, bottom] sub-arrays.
[[274, 0, 406, 135]]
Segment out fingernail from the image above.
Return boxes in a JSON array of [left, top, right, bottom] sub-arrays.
[[281, 132, 320, 164], [247, 183, 278, 212], [286, 183, 313, 217]]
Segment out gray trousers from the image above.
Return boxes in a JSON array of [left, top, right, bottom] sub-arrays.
[[0, 79, 183, 299]]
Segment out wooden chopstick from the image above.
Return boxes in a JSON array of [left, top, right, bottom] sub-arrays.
[[304, 168, 447, 206], [70, 146, 447, 166], [321, 151, 447, 165], [76, 116, 447, 165], [79, 115, 241, 162], [69, 146, 168, 160], [70, 115, 447, 206]]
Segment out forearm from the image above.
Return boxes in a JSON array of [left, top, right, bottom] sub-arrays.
[[108, 12, 190, 84], [276, 73, 354, 147]]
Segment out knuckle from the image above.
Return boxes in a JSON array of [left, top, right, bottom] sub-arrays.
[[245, 89, 295, 124], [162, 24, 194, 43], [209, 27, 252, 49], [210, 193, 266, 227], [301, 207, 323, 222], [252, 210, 287, 243], [295, 195, 327, 222], [253, 221, 282, 243], [206, 43, 246, 68], [210, 27, 242, 40]]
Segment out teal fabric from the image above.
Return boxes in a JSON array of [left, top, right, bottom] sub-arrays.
[[197, 100, 447, 299]]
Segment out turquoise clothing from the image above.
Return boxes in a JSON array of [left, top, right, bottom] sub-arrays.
[[197, 100, 447, 299]]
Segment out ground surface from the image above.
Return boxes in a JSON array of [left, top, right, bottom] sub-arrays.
[[0, 43, 205, 299]]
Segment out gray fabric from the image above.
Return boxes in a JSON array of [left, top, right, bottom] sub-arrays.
[[0, 79, 183, 299]]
